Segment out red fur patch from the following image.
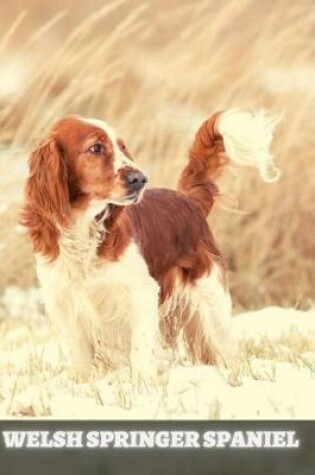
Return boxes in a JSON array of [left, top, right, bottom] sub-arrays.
[[178, 112, 227, 216], [99, 206, 132, 261], [124, 188, 226, 301], [21, 139, 69, 260], [22, 116, 137, 260]]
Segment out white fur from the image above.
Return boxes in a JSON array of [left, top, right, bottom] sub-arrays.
[[160, 263, 236, 364], [36, 208, 160, 381], [218, 109, 281, 182]]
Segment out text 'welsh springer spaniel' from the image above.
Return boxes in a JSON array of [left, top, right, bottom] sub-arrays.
[[22, 110, 280, 386]]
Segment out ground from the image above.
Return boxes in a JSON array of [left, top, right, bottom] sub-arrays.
[[0, 287, 314, 419]]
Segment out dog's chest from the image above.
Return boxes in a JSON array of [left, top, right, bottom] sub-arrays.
[[36, 222, 102, 295], [36, 228, 153, 325]]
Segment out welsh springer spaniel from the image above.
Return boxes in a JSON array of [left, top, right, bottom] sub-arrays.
[[22, 110, 279, 385]]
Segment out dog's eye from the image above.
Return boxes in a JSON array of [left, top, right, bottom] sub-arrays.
[[89, 144, 105, 154]]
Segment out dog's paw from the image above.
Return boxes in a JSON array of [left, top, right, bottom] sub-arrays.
[[130, 350, 167, 392], [131, 361, 159, 392], [226, 369, 243, 387], [68, 346, 94, 383]]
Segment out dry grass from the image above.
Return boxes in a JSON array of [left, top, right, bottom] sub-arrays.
[[0, 0, 314, 309], [1, 307, 315, 419]]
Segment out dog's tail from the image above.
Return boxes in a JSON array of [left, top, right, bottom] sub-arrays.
[[178, 109, 280, 216]]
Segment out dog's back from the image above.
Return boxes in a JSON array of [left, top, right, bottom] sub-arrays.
[[126, 187, 225, 302]]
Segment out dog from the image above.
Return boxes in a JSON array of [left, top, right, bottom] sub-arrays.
[[22, 109, 279, 385]]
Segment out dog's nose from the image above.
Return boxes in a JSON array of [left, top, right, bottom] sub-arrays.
[[126, 170, 148, 191]]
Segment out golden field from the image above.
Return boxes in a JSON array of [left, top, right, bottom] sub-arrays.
[[0, 0, 314, 310], [0, 0, 314, 420]]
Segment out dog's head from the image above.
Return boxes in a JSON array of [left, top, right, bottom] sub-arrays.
[[25, 115, 147, 225]]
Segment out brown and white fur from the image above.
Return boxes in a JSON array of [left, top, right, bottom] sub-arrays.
[[21, 110, 279, 385]]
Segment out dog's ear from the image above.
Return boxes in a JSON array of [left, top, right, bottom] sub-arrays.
[[25, 137, 70, 225]]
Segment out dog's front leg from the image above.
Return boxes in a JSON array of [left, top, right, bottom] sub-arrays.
[[68, 326, 94, 381], [129, 278, 161, 389], [45, 287, 98, 382]]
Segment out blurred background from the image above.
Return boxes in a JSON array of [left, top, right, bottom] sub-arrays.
[[0, 0, 314, 314]]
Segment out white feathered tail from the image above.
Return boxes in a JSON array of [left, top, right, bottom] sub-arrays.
[[218, 109, 281, 182], [178, 108, 281, 215]]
